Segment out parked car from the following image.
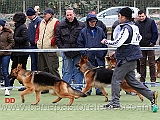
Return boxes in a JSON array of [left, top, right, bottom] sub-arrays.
[[79, 6, 139, 28]]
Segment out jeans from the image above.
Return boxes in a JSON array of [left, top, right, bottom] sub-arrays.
[[30, 46, 38, 71], [87, 55, 105, 94], [0, 56, 10, 87], [61, 52, 83, 90]]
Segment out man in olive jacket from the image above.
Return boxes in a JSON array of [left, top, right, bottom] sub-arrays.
[[56, 7, 85, 90]]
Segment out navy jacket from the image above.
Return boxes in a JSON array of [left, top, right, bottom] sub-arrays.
[[77, 13, 107, 66], [135, 17, 158, 47], [28, 16, 42, 47]]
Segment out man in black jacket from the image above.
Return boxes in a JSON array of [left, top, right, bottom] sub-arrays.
[[55, 7, 85, 91], [135, 10, 158, 85]]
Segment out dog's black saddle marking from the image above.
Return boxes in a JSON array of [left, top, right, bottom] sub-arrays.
[[33, 71, 62, 86], [94, 68, 113, 84]]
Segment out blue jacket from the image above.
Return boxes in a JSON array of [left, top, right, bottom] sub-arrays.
[[28, 16, 42, 47], [77, 13, 107, 66]]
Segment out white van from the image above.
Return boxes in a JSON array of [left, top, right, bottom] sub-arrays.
[[80, 6, 139, 28]]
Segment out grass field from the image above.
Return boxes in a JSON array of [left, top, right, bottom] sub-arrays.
[[0, 57, 159, 120]]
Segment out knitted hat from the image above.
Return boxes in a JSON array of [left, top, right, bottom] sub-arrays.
[[119, 7, 132, 18], [43, 8, 54, 15], [26, 7, 36, 16], [0, 19, 6, 27]]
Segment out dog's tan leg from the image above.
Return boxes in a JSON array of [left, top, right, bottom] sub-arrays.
[[136, 92, 143, 102], [52, 97, 62, 103], [99, 88, 109, 102], [59, 93, 75, 106], [82, 84, 92, 94], [20, 87, 34, 103], [31, 90, 41, 105], [67, 95, 74, 106], [131, 90, 143, 102]]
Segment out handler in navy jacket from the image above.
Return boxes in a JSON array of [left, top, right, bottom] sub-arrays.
[[77, 13, 107, 95], [101, 7, 158, 109]]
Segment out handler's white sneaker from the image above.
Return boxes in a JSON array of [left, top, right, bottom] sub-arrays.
[[5, 88, 10, 96]]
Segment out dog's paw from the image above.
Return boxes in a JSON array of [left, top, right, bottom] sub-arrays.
[[31, 102, 38, 105], [104, 97, 109, 102], [22, 99, 25, 103], [141, 98, 144, 102], [52, 101, 57, 103]]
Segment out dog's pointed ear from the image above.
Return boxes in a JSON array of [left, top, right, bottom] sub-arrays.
[[83, 54, 88, 60], [17, 64, 22, 70]]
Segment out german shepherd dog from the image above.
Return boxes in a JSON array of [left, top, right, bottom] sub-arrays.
[[76, 55, 143, 102], [8, 64, 87, 106]]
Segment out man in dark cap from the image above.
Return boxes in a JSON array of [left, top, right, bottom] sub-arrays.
[[26, 7, 42, 72], [101, 7, 158, 110], [35, 8, 60, 94]]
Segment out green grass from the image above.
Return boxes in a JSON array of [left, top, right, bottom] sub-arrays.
[[0, 86, 159, 120], [0, 57, 159, 120]]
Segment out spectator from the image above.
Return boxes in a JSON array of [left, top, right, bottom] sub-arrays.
[[55, 7, 85, 91], [26, 7, 42, 71], [10, 12, 30, 91], [135, 10, 158, 86], [0, 19, 14, 95], [34, 6, 40, 16], [35, 8, 60, 94], [111, 20, 119, 40], [84, 10, 108, 37], [101, 7, 158, 109], [77, 13, 107, 95]]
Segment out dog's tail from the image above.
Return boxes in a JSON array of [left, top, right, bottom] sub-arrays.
[[68, 87, 87, 97]]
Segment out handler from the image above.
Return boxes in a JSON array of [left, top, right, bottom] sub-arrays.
[[101, 7, 158, 109]]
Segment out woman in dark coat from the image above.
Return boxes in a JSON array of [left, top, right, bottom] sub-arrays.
[[10, 12, 30, 89]]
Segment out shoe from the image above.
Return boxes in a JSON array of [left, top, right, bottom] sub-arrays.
[[96, 92, 103, 96], [0, 79, 4, 85], [18, 87, 26, 91], [104, 104, 120, 110], [41, 90, 49, 94], [135, 73, 141, 79], [5, 89, 10, 96], [151, 91, 158, 106]]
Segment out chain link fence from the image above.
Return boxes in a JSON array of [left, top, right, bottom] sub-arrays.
[[0, 0, 160, 21]]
